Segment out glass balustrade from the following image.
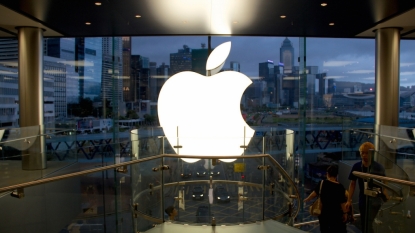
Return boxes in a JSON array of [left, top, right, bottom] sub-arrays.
[[0, 128, 300, 233], [0, 125, 77, 188], [331, 125, 415, 233]]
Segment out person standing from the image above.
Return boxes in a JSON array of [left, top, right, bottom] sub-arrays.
[[304, 165, 348, 233], [345, 142, 388, 233], [165, 205, 178, 221]]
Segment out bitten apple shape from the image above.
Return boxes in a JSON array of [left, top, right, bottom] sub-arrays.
[[158, 42, 254, 162]]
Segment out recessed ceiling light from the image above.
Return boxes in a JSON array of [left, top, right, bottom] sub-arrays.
[[95, 2, 101, 6], [135, 15, 141, 18], [321, 3, 327, 7], [280, 15, 286, 19], [233, 21, 238, 24], [329, 22, 334, 26], [85, 22, 91, 25]]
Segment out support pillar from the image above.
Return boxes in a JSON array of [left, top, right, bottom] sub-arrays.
[[374, 27, 401, 168], [18, 27, 46, 170]]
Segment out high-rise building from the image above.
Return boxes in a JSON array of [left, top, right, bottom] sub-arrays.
[[259, 60, 276, 104], [0, 65, 18, 127], [230, 61, 240, 72], [122, 37, 132, 103], [44, 56, 67, 119], [102, 37, 123, 105], [149, 61, 158, 101], [0, 39, 18, 62], [280, 38, 294, 74], [170, 45, 192, 76], [192, 45, 209, 75], [75, 38, 102, 101], [130, 55, 150, 102]]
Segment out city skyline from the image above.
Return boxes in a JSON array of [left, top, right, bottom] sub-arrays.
[[131, 36, 415, 87]]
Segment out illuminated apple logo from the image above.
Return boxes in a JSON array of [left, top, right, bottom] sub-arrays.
[[158, 42, 254, 162]]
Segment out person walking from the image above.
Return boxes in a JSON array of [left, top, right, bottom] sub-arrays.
[[345, 142, 389, 233], [304, 165, 348, 233]]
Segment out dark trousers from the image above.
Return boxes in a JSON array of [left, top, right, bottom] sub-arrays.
[[359, 200, 381, 233], [318, 214, 347, 233]]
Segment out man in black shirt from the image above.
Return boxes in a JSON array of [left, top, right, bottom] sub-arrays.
[[346, 142, 388, 233]]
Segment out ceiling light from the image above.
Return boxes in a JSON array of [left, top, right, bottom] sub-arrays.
[[280, 15, 286, 19], [135, 15, 141, 18], [95, 2, 102, 6], [321, 3, 327, 7], [183, 21, 187, 23], [233, 21, 238, 24], [329, 22, 334, 26], [85, 22, 91, 25]]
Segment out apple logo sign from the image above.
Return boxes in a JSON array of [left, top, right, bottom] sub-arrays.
[[158, 41, 254, 163]]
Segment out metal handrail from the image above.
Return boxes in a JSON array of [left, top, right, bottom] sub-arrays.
[[293, 214, 361, 227], [351, 128, 415, 144], [0, 154, 295, 194], [0, 129, 75, 145], [352, 171, 415, 187]]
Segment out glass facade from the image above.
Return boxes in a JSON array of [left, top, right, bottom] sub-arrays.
[[1, 34, 415, 233]]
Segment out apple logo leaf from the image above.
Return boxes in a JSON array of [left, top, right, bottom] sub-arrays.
[[206, 41, 231, 76], [158, 41, 254, 163]]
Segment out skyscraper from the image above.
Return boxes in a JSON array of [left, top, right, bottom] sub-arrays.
[[75, 37, 102, 101], [0, 64, 18, 127], [102, 37, 123, 105], [192, 45, 209, 75], [130, 55, 150, 102], [0, 39, 18, 62], [230, 61, 240, 72], [280, 38, 294, 74], [259, 60, 275, 104], [149, 61, 158, 101], [44, 56, 66, 119], [122, 37, 132, 102], [170, 45, 192, 76]]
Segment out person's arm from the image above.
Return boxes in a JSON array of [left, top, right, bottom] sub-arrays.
[[304, 191, 317, 203], [345, 180, 356, 209], [341, 202, 348, 222], [380, 166, 390, 201]]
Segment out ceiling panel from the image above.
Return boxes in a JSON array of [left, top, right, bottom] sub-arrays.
[[0, 0, 414, 38]]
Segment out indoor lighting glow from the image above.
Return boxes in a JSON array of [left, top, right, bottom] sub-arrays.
[[95, 2, 102, 6], [146, 0, 261, 35], [85, 22, 91, 25], [135, 15, 141, 18], [158, 42, 254, 163], [329, 22, 334, 26], [321, 3, 327, 6], [280, 15, 286, 18]]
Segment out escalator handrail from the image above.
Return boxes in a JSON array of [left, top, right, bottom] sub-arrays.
[[352, 171, 415, 187]]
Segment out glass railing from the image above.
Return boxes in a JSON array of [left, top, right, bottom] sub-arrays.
[[131, 154, 299, 232], [332, 125, 415, 233], [352, 170, 415, 233], [0, 128, 300, 233], [0, 125, 77, 188]]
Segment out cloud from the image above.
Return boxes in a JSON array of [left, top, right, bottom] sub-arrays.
[[363, 77, 375, 80], [324, 76, 346, 79], [58, 60, 94, 67], [249, 76, 265, 80], [323, 61, 357, 67], [283, 76, 299, 80], [400, 71, 415, 76], [346, 70, 374, 74], [401, 63, 415, 67]]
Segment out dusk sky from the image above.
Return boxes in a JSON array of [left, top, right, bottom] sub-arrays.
[[131, 36, 415, 87]]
